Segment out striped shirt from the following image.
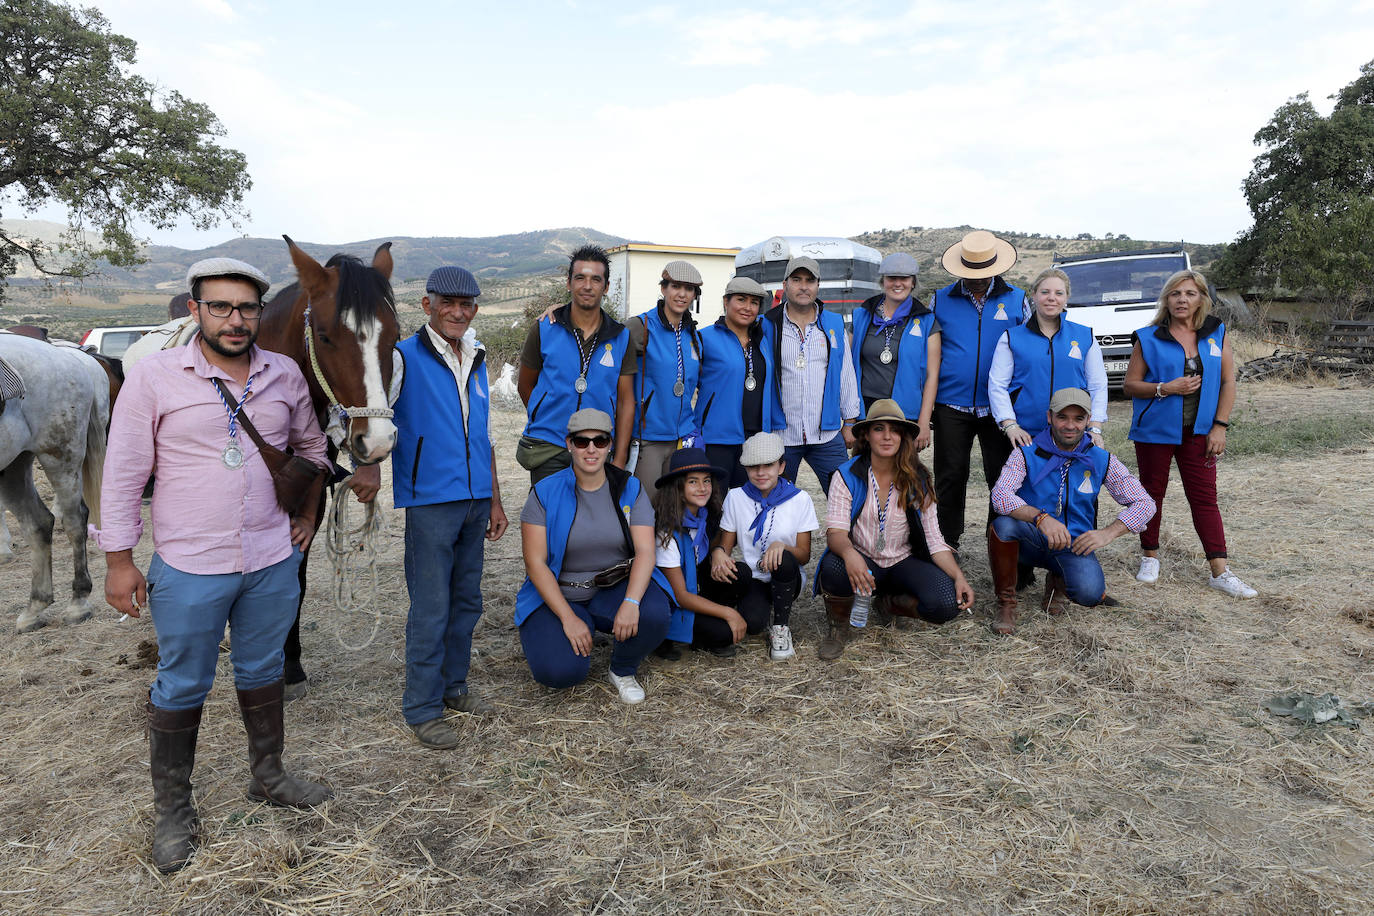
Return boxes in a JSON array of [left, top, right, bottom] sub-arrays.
[[991, 448, 1155, 533], [777, 306, 861, 446], [826, 472, 951, 567]]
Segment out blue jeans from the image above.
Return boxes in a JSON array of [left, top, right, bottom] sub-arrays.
[[991, 516, 1105, 606], [782, 434, 849, 497], [519, 580, 671, 687], [403, 499, 490, 725], [146, 549, 303, 710]]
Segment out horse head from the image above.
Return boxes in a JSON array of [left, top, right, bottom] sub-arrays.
[[284, 236, 399, 465]]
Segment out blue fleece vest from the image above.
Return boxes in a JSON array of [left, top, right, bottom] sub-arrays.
[[633, 304, 701, 441], [850, 294, 937, 420], [1129, 319, 1226, 444], [514, 468, 672, 626], [390, 331, 493, 508], [695, 319, 781, 444], [812, 456, 933, 594], [1016, 444, 1110, 539], [522, 307, 630, 446], [761, 302, 847, 432], [1004, 316, 1095, 435], [932, 281, 1024, 409]]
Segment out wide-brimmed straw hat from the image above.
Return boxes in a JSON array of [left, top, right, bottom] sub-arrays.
[[941, 230, 1017, 280], [852, 398, 921, 436], [654, 447, 727, 489]]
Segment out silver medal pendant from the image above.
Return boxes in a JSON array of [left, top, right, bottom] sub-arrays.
[[744, 375, 757, 391], [795, 355, 806, 369], [876, 531, 886, 552], [673, 380, 685, 397], [879, 347, 893, 364], [574, 376, 588, 394], [222, 441, 245, 469]]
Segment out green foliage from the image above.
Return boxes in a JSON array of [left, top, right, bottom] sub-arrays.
[[0, 0, 250, 302], [1214, 59, 1374, 307]]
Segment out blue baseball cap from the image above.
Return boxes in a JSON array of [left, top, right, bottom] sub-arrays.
[[426, 266, 480, 298]]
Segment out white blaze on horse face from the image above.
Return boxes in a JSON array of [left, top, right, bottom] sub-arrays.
[[341, 310, 397, 462]]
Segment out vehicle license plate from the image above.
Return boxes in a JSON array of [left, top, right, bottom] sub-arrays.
[[1105, 360, 1129, 373]]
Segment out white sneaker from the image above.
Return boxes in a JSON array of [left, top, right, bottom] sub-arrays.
[[607, 671, 645, 704], [769, 624, 795, 661], [1209, 569, 1257, 599], [1136, 556, 1160, 584]]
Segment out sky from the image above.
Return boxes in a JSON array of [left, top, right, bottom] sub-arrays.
[[25, 0, 1374, 252]]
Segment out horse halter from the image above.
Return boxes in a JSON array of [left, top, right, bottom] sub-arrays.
[[302, 299, 394, 447]]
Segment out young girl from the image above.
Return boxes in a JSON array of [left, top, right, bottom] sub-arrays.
[[651, 448, 755, 658], [712, 432, 818, 661]]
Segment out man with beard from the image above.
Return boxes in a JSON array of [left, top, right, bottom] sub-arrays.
[[987, 388, 1155, 636], [99, 258, 334, 873]]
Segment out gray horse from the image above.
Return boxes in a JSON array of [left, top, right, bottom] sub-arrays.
[[0, 335, 109, 631]]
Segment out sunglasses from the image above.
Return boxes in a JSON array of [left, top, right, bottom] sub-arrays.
[[570, 434, 611, 450]]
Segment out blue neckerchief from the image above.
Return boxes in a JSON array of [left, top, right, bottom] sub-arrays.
[[1029, 428, 1093, 486], [742, 478, 801, 546], [870, 296, 913, 330], [682, 507, 710, 563]]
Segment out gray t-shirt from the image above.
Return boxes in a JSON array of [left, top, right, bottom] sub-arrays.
[[522, 479, 654, 603]]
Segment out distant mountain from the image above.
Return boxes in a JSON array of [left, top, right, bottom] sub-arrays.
[[0, 220, 629, 291]]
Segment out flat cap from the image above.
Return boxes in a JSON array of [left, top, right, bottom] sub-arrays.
[[879, 252, 920, 277], [723, 276, 768, 300], [785, 256, 821, 280], [187, 257, 271, 297], [739, 431, 785, 467], [661, 260, 703, 286], [567, 408, 613, 436], [426, 266, 481, 298]]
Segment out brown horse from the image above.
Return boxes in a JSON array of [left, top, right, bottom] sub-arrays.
[[258, 237, 401, 694]]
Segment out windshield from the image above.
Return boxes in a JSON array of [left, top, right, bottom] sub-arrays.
[[1060, 255, 1188, 307]]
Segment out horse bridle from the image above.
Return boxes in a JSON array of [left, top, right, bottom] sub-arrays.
[[302, 300, 395, 447]]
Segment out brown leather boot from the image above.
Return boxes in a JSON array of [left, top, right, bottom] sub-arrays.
[[147, 701, 201, 874], [888, 594, 921, 619], [987, 527, 1021, 635], [818, 596, 852, 660], [1042, 572, 1069, 616], [237, 680, 334, 807]]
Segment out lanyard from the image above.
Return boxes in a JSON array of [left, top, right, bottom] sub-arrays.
[[868, 467, 894, 551], [212, 372, 256, 439]]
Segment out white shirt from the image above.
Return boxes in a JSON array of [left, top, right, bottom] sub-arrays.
[[424, 324, 477, 421], [719, 486, 819, 583], [988, 325, 1108, 425]]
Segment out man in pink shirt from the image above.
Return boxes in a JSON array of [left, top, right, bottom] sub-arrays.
[[99, 257, 333, 874]]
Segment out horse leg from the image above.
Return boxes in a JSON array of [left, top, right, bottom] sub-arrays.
[[0, 499, 13, 561], [43, 456, 95, 625], [0, 457, 56, 632]]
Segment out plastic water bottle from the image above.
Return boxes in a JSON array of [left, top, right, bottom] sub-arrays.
[[850, 593, 872, 628]]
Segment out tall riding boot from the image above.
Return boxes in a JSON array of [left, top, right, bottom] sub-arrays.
[[987, 527, 1021, 636], [818, 596, 853, 661], [1042, 571, 1069, 616], [147, 701, 202, 874], [237, 680, 334, 807]]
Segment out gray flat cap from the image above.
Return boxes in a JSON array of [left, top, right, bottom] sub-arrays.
[[567, 408, 613, 436], [739, 431, 785, 467], [661, 260, 703, 286], [187, 257, 271, 297], [879, 252, 920, 277], [723, 276, 768, 300]]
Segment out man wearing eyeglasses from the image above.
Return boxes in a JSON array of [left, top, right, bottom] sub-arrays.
[[97, 257, 333, 874]]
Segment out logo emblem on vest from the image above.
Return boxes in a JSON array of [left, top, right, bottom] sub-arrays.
[[1208, 337, 1221, 357], [909, 322, 922, 337], [828, 328, 837, 347], [1068, 340, 1083, 360], [600, 343, 615, 367], [1077, 470, 1093, 494], [993, 303, 1008, 320]]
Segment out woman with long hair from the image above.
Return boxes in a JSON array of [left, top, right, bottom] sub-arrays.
[[516, 409, 673, 704], [1122, 269, 1256, 598], [816, 400, 974, 659]]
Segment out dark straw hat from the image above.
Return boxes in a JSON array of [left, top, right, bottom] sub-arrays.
[[654, 447, 727, 490], [852, 398, 922, 437]]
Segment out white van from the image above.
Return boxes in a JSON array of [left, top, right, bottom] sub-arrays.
[[79, 324, 161, 359], [1053, 246, 1191, 387]]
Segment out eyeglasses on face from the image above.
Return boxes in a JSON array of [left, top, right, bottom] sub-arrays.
[[196, 299, 264, 319], [570, 434, 611, 450]]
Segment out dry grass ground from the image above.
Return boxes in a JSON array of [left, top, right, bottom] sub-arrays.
[[1, 371, 1372, 915]]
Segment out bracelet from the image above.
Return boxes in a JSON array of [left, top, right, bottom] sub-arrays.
[[1087, 426, 1102, 435], [1155, 382, 1164, 399], [1003, 422, 1021, 437], [1213, 419, 1230, 428], [622, 597, 640, 606], [1034, 511, 1050, 528]]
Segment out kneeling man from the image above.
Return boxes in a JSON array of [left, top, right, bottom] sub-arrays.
[[988, 388, 1155, 635]]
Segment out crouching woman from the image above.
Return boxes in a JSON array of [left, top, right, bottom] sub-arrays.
[[817, 399, 974, 660], [516, 409, 671, 705]]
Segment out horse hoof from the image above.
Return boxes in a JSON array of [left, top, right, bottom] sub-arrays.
[[61, 602, 94, 625], [16, 612, 48, 633]]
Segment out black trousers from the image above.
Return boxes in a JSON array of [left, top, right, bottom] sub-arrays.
[[691, 552, 801, 648], [817, 550, 961, 624], [931, 403, 1013, 551]]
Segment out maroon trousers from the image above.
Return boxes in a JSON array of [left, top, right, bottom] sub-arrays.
[[1133, 434, 1228, 559]]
